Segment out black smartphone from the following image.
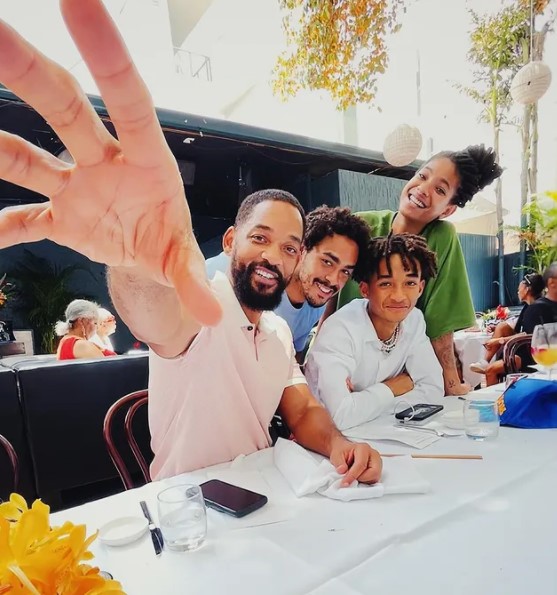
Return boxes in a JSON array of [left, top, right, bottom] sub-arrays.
[[199, 479, 268, 518], [395, 403, 444, 424]]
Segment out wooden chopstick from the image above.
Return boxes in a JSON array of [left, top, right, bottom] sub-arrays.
[[381, 454, 483, 460]]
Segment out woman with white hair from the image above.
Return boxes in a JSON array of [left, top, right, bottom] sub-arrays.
[[55, 299, 114, 360], [90, 307, 117, 353]]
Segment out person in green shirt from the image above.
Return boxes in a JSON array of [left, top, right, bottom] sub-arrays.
[[330, 144, 503, 395]]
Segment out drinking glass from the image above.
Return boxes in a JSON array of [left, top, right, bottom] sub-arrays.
[[157, 484, 207, 552], [531, 323, 557, 379], [464, 399, 499, 441]]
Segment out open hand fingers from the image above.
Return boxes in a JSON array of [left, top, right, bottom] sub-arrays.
[[0, 203, 52, 248], [0, 17, 116, 166], [168, 245, 222, 327], [61, 0, 171, 168], [0, 131, 71, 197]]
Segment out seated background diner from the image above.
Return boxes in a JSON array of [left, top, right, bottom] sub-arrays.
[[470, 273, 544, 376], [55, 299, 116, 360], [90, 307, 117, 353], [478, 264, 557, 385]]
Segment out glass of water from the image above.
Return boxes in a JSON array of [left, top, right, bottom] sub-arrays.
[[157, 484, 207, 552], [464, 399, 499, 441]]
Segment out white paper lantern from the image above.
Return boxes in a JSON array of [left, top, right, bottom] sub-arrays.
[[383, 124, 423, 167], [510, 61, 552, 105]]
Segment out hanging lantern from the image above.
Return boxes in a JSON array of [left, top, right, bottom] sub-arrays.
[[383, 124, 423, 167], [510, 61, 552, 105]]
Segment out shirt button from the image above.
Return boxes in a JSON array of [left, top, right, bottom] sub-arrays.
[[247, 326, 254, 331]]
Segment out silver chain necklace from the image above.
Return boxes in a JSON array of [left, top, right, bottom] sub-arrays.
[[380, 324, 401, 354]]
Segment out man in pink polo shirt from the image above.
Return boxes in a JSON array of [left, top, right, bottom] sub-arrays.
[[0, 2, 381, 486], [140, 189, 381, 481]]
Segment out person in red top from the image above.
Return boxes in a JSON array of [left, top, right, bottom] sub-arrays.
[[55, 299, 116, 359]]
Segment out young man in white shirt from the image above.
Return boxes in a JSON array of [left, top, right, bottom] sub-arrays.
[[305, 234, 445, 430]]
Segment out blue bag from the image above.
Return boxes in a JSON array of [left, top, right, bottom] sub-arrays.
[[500, 378, 557, 429]]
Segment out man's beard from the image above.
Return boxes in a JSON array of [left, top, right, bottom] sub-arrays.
[[302, 275, 339, 308], [231, 259, 287, 312]]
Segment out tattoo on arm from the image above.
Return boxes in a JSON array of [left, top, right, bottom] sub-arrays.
[[431, 332, 463, 390], [431, 333, 457, 368]]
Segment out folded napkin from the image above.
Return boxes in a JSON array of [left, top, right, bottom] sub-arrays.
[[273, 438, 430, 501]]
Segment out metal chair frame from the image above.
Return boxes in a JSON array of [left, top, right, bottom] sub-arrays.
[[503, 334, 533, 375], [0, 433, 19, 493], [103, 389, 150, 490]]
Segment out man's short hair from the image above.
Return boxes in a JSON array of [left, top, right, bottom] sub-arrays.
[[234, 189, 306, 235], [304, 205, 370, 258], [353, 233, 438, 284], [543, 262, 557, 286]]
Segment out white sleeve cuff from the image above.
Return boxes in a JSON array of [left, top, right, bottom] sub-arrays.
[[285, 376, 308, 388], [373, 382, 395, 403]]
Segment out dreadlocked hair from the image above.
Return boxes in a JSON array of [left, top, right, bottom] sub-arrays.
[[353, 233, 438, 284]]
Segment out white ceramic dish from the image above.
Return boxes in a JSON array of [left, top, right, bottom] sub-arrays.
[[98, 516, 148, 547]]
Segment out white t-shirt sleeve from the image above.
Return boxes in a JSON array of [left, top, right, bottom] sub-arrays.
[[401, 313, 444, 403], [205, 252, 230, 279]]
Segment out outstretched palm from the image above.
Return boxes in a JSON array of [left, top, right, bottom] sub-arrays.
[[0, 0, 221, 326]]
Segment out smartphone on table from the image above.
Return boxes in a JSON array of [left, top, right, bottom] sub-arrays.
[[395, 403, 444, 426], [199, 479, 268, 518]]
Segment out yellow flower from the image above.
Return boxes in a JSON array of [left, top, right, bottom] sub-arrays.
[[0, 494, 125, 595]]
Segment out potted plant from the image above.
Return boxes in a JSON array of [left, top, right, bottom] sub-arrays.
[[8, 251, 94, 354], [510, 190, 557, 274], [0, 274, 16, 343]]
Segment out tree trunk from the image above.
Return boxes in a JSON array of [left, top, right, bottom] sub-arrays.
[[494, 125, 505, 305], [529, 102, 538, 198], [520, 103, 532, 271], [529, 25, 549, 201]]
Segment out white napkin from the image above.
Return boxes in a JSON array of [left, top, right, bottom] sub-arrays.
[[273, 438, 430, 501]]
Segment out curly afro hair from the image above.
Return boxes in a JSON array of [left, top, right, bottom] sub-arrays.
[[304, 206, 370, 264]]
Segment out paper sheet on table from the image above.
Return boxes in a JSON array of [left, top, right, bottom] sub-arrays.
[[204, 467, 296, 528], [274, 439, 430, 501], [343, 423, 442, 448]]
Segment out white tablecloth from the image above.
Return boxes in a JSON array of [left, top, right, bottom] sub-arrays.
[[454, 330, 490, 387], [52, 394, 557, 595]]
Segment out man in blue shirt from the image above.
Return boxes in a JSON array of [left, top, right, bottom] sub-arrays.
[[206, 204, 370, 359]]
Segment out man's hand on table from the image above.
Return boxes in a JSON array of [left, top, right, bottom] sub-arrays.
[[329, 437, 383, 487]]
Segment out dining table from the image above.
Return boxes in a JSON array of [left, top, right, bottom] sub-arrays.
[[52, 387, 557, 595], [454, 329, 491, 387]]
